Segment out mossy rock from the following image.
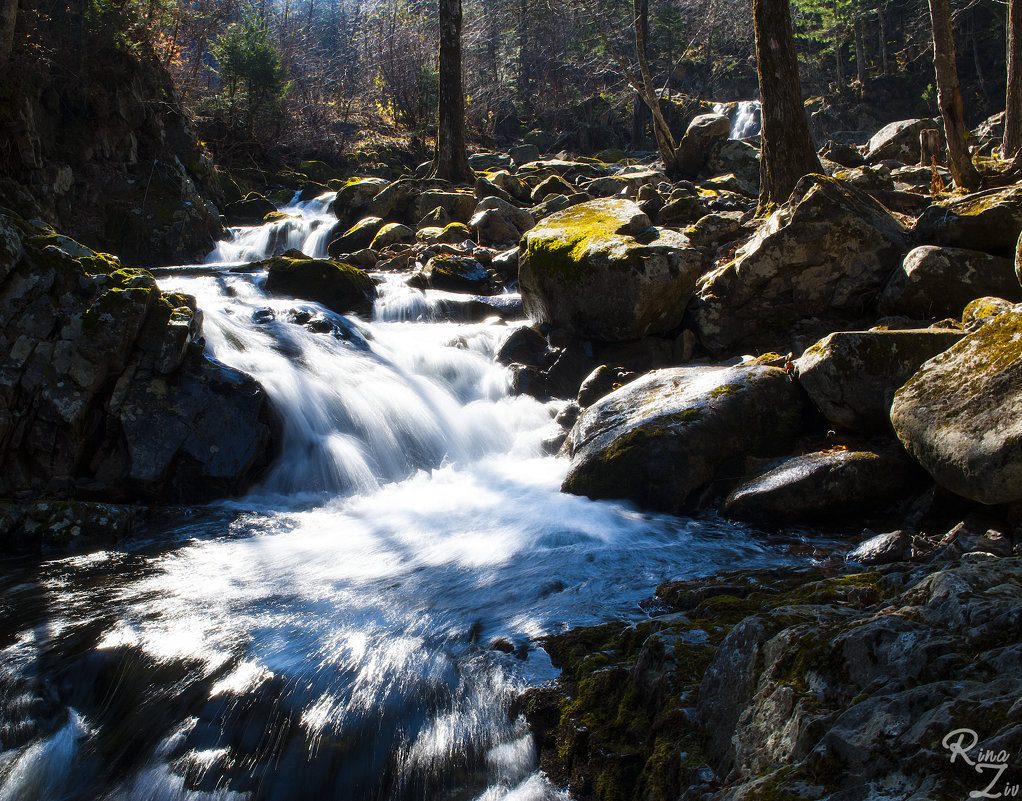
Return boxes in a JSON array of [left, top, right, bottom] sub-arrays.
[[264, 256, 376, 316], [369, 222, 415, 250], [328, 216, 386, 257], [915, 185, 1022, 257], [795, 327, 964, 433], [519, 198, 706, 342], [891, 306, 1022, 503]]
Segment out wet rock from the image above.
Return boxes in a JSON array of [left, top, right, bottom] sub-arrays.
[[688, 175, 911, 357], [495, 325, 548, 367], [562, 363, 808, 511], [423, 255, 495, 294], [891, 307, 1022, 504], [329, 177, 389, 224], [864, 118, 931, 164], [878, 245, 1022, 319], [0, 500, 146, 553], [915, 185, 1022, 257], [0, 214, 275, 505], [795, 328, 964, 433], [721, 448, 926, 526], [327, 216, 386, 257], [519, 198, 705, 342], [846, 529, 912, 565], [264, 256, 375, 315]]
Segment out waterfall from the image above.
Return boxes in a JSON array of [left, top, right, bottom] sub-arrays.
[[0, 194, 808, 801], [714, 100, 762, 140]]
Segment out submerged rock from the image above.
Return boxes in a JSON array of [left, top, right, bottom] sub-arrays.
[[562, 363, 808, 511], [721, 448, 925, 526], [519, 198, 705, 342], [795, 327, 963, 433], [688, 175, 910, 356], [891, 307, 1022, 504]]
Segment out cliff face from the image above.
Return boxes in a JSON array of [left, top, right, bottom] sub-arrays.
[[0, 0, 224, 265]]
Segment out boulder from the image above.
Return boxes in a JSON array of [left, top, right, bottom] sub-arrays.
[[411, 190, 477, 225], [676, 113, 731, 178], [576, 365, 637, 408], [469, 196, 535, 249], [474, 176, 516, 204], [224, 193, 276, 224], [891, 307, 1022, 504], [687, 175, 911, 356], [721, 448, 925, 526], [580, 170, 664, 198], [846, 530, 912, 565], [531, 175, 575, 202], [795, 328, 964, 433], [962, 296, 1014, 329], [561, 363, 808, 511], [864, 118, 931, 164], [329, 177, 389, 223], [510, 143, 541, 166], [707, 139, 760, 196], [264, 256, 375, 315], [878, 245, 1021, 318], [519, 199, 705, 342], [327, 216, 386, 257], [487, 170, 531, 202], [914, 185, 1022, 257], [369, 222, 415, 250]]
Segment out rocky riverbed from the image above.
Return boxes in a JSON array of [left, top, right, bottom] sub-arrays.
[[1, 103, 1021, 800]]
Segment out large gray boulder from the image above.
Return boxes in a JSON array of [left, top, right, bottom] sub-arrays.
[[687, 175, 911, 356], [561, 363, 808, 511], [469, 196, 535, 249], [914, 185, 1022, 257], [864, 118, 932, 164], [519, 198, 705, 342], [676, 113, 731, 178], [878, 245, 1022, 318], [721, 448, 926, 526], [795, 328, 964, 433], [891, 307, 1022, 504]]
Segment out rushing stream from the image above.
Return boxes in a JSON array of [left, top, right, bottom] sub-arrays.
[[0, 194, 818, 800]]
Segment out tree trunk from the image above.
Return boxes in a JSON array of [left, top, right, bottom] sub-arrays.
[[854, 15, 866, 84], [0, 0, 17, 71], [1005, 0, 1022, 158], [631, 0, 650, 149], [430, 0, 473, 184], [834, 29, 845, 87], [879, 5, 889, 76], [703, 0, 715, 97], [927, 0, 981, 190], [754, 0, 823, 211], [631, 0, 682, 177]]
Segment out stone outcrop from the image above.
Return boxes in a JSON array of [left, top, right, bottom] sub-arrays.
[[914, 185, 1022, 257], [0, 213, 275, 503], [519, 198, 705, 342]]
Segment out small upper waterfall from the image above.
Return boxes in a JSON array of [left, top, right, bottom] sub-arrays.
[[714, 99, 762, 139]]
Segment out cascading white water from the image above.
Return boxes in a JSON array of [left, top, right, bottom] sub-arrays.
[[0, 195, 817, 801], [714, 100, 762, 140]]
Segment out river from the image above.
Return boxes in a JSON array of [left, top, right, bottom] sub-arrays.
[[0, 193, 813, 801]]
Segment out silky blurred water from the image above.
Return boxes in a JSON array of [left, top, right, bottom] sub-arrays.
[[0, 193, 812, 801]]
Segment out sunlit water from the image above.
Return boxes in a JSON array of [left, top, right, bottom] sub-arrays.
[[0, 193, 819, 800]]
